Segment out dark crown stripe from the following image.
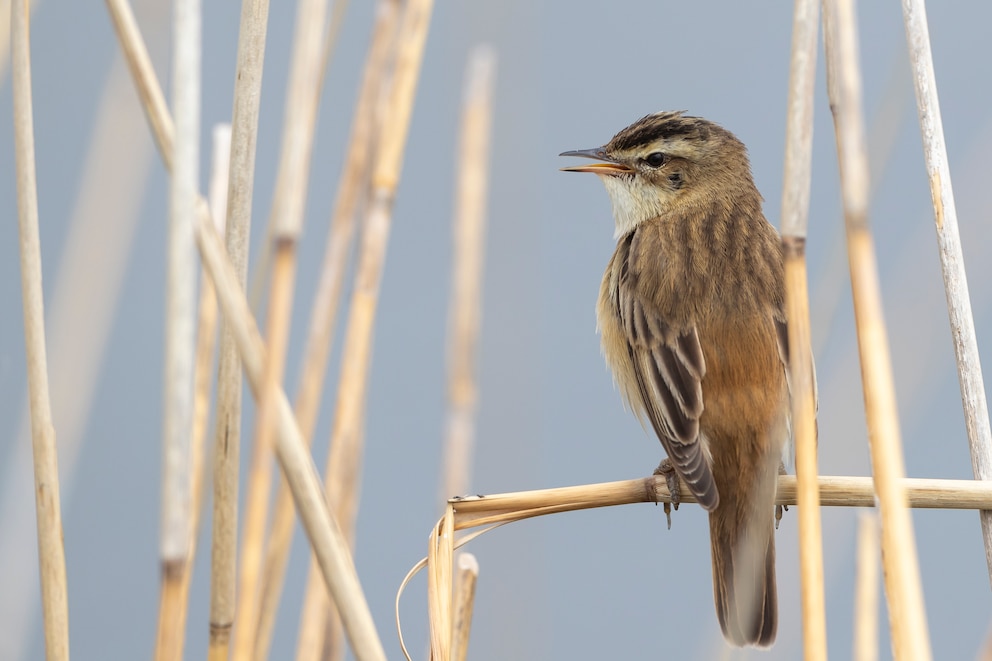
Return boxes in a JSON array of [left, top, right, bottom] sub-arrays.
[[608, 111, 716, 151]]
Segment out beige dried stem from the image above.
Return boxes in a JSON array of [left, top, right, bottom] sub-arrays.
[[200, 122, 232, 582], [10, 0, 69, 656], [427, 507, 455, 661], [434, 45, 496, 661], [154, 124, 231, 661], [440, 45, 497, 505], [197, 205, 388, 661], [317, 0, 350, 87], [255, 2, 401, 658], [105, 0, 174, 167], [444, 475, 992, 529], [246, 0, 352, 312], [235, 240, 292, 657], [450, 553, 479, 661], [0, 26, 161, 660], [405, 473, 992, 659], [0, 0, 38, 86], [822, 0, 933, 658], [296, 0, 436, 658], [159, 0, 200, 656], [231, 0, 330, 655], [853, 514, 880, 661], [779, 0, 827, 658], [103, 3, 388, 659], [809, 53, 910, 358], [900, 0, 992, 584], [262, 6, 352, 661], [207, 0, 270, 657]]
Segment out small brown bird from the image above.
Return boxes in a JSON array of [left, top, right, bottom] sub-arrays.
[[561, 111, 792, 647]]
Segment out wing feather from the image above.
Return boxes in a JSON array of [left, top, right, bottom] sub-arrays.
[[618, 275, 718, 510]]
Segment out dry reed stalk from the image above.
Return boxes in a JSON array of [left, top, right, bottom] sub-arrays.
[[450, 553, 479, 661], [206, 0, 270, 656], [0, 0, 10, 84], [0, 46, 160, 661], [296, 0, 435, 657], [822, 0, 933, 658], [199, 123, 233, 548], [11, 0, 69, 656], [154, 124, 232, 661], [900, 0, 992, 585], [240, 1, 333, 659], [234, 240, 295, 661], [411, 472, 992, 656], [854, 514, 880, 661], [427, 507, 455, 661], [0, 0, 37, 86], [194, 208, 388, 661], [154, 575, 185, 661], [230, 0, 335, 656], [254, 4, 401, 658], [161, 6, 199, 660], [267, 0, 327, 242], [439, 46, 496, 504], [448, 474, 992, 525], [317, 0, 350, 85], [103, 5, 388, 659], [779, 0, 826, 658], [105, 0, 175, 168], [246, 0, 351, 312], [810, 57, 909, 359]]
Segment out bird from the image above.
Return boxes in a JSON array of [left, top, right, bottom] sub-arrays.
[[561, 111, 796, 647]]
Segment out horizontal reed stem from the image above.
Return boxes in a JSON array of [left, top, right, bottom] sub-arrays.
[[449, 474, 992, 530]]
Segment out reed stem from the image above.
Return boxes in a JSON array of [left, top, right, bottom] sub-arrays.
[[11, 0, 70, 655], [195, 205, 387, 661], [440, 45, 496, 504], [237, 1, 334, 659], [163, 0, 199, 622], [231, 0, 333, 655], [900, 0, 992, 586], [105, 0, 174, 168], [153, 123, 231, 661], [254, 2, 401, 658], [853, 514, 880, 661], [823, 0, 933, 657], [296, 0, 435, 656], [780, 0, 826, 658], [209, 0, 270, 656], [450, 553, 479, 661]]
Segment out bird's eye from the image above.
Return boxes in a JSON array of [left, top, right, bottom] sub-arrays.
[[643, 152, 668, 168]]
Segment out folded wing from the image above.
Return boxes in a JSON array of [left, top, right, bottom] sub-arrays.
[[618, 282, 718, 511]]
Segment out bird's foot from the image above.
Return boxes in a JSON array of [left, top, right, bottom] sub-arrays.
[[654, 458, 680, 530], [775, 461, 789, 530]]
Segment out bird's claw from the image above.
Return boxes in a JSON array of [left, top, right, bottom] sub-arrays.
[[775, 461, 789, 530], [654, 458, 680, 530]]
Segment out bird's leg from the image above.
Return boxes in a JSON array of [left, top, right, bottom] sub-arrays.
[[654, 458, 680, 530], [775, 460, 789, 529]]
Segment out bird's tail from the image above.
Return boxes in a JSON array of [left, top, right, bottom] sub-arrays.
[[708, 459, 778, 647]]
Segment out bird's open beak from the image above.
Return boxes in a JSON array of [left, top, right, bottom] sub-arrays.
[[559, 147, 633, 175]]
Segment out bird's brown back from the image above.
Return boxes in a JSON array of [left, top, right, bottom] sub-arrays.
[[598, 188, 788, 439]]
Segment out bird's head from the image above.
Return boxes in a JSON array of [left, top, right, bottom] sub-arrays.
[[561, 111, 755, 236]]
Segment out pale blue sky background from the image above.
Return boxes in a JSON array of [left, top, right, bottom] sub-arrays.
[[1, 1, 991, 659]]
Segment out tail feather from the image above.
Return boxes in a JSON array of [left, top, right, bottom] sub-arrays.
[[710, 513, 777, 647], [707, 439, 782, 648]]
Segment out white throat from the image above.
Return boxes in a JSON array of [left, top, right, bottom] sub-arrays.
[[600, 175, 668, 238]]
